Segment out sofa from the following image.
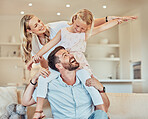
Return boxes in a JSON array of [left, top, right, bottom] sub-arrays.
[[0, 86, 148, 119]]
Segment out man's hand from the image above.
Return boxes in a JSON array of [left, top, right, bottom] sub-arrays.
[[31, 67, 50, 83], [26, 55, 43, 71], [36, 67, 50, 79], [85, 75, 103, 91]]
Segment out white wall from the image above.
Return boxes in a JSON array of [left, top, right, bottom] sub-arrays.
[[140, 6, 148, 92], [119, 8, 148, 92], [119, 9, 142, 79]]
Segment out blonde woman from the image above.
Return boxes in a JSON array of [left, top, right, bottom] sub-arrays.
[[23, 9, 137, 119]]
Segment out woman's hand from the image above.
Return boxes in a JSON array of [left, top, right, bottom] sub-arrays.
[[26, 59, 34, 71], [85, 75, 104, 91]]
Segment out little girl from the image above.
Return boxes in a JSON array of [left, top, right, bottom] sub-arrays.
[[27, 9, 136, 118]]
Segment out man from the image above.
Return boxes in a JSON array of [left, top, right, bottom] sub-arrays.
[[22, 46, 110, 119]]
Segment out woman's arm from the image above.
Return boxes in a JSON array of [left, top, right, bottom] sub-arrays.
[[22, 68, 50, 106], [26, 30, 61, 70]]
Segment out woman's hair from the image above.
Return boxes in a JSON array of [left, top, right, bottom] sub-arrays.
[[20, 15, 34, 63], [20, 15, 50, 63], [70, 9, 94, 37]]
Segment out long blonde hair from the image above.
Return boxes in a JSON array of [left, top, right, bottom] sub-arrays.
[[20, 15, 50, 63], [70, 9, 94, 38]]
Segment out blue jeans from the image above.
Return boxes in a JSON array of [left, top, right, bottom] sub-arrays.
[[88, 110, 108, 119]]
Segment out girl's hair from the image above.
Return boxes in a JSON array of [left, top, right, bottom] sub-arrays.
[[20, 15, 50, 63], [70, 9, 94, 37]]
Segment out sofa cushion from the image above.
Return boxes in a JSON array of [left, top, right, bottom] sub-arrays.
[[107, 93, 148, 119], [0, 87, 18, 116]]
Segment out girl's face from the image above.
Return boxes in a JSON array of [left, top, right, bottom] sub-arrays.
[[28, 16, 46, 35], [72, 19, 90, 33]]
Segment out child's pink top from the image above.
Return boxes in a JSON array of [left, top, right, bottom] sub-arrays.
[[60, 27, 92, 74]]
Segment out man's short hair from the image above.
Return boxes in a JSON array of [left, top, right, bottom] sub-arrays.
[[48, 46, 65, 71]]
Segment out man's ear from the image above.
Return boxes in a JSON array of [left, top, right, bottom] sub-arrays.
[[55, 63, 63, 70]]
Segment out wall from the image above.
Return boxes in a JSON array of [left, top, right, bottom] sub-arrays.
[[140, 5, 148, 92], [87, 26, 119, 79], [119, 8, 148, 92]]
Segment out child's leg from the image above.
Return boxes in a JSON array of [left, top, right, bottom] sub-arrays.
[[33, 97, 45, 119], [36, 71, 59, 98], [76, 69, 104, 107], [37, 76, 49, 98]]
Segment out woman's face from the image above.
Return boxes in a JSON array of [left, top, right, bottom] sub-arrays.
[[28, 16, 46, 35], [72, 19, 90, 33]]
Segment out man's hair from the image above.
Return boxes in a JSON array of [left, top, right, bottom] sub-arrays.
[[48, 46, 65, 71]]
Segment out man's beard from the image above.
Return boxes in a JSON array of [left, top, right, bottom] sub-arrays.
[[62, 56, 79, 71]]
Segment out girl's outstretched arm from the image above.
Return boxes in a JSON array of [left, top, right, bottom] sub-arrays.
[[90, 19, 121, 37], [94, 16, 137, 27], [26, 30, 61, 70]]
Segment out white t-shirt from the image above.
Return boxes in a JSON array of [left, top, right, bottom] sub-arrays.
[[31, 21, 70, 60]]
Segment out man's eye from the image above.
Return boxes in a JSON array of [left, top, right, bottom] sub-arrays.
[[76, 25, 79, 27]]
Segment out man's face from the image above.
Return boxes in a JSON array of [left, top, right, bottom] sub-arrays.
[[55, 49, 79, 71]]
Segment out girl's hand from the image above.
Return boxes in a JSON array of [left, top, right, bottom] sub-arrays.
[[85, 75, 104, 91], [108, 16, 137, 21], [117, 19, 124, 24], [32, 55, 42, 63], [121, 16, 138, 21]]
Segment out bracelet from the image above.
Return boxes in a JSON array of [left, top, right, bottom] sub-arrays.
[[98, 87, 106, 93], [106, 16, 108, 22], [30, 79, 37, 85]]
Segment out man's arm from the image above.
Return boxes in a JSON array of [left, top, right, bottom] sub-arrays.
[[22, 67, 50, 106], [85, 75, 110, 112]]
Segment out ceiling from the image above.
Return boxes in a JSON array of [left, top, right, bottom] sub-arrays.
[[0, 0, 142, 21]]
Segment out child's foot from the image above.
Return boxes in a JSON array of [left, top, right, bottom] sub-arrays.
[[33, 110, 45, 119]]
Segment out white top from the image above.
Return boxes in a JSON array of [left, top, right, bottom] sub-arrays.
[[31, 21, 70, 60], [60, 27, 92, 74]]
